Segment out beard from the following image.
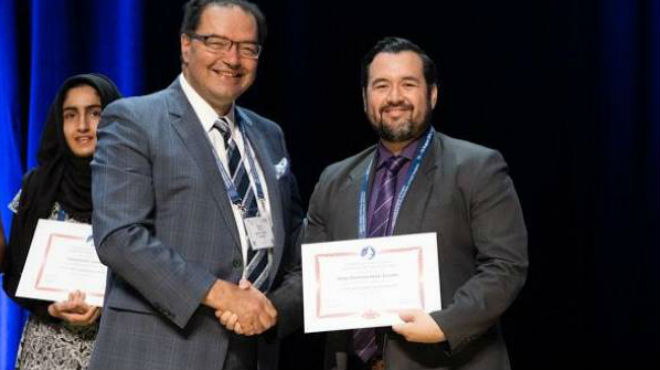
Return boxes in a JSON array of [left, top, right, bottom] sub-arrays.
[[369, 100, 433, 143]]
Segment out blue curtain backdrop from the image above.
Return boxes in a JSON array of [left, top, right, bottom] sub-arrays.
[[0, 1, 25, 368], [0, 1, 142, 369], [594, 0, 659, 361]]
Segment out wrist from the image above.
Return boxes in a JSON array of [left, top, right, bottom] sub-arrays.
[[433, 322, 446, 343], [203, 279, 233, 310]]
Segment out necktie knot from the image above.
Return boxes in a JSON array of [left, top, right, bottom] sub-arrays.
[[384, 155, 407, 174], [213, 118, 232, 144]]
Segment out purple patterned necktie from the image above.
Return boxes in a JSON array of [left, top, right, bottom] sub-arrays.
[[353, 155, 408, 363]]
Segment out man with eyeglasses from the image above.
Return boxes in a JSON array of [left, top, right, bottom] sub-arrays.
[[89, 1, 304, 369]]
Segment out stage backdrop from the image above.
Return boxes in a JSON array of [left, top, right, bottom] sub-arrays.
[[1, 1, 657, 370]]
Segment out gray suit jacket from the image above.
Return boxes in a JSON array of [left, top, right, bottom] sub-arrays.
[[90, 80, 304, 370], [306, 130, 528, 370]]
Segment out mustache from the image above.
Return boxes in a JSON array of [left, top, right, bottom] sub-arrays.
[[378, 103, 414, 124], [379, 102, 414, 114]]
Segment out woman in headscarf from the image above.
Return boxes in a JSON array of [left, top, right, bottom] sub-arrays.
[[3, 73, 121, 370]]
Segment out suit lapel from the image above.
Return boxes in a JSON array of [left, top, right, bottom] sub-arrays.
[[344, 148, 377, 240], [392, 129, 442, 235], [166, 81, 242, 250], [238, 108, 286, 280]]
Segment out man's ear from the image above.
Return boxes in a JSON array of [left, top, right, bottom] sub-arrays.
[[430, 83, 438, 109], [181, 34, 191, 66], [362, 89, 368, 113]]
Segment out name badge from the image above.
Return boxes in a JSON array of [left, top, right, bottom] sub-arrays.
[[244, 216, 274, 250]]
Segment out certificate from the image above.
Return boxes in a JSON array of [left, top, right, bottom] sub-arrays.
[[302, 232, 441, 333], [15, 219, 107, 307]]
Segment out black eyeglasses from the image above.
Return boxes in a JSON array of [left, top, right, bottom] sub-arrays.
[[187, 33, 262, 59]]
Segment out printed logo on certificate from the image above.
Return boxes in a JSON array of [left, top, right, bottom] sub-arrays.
[[302, 232, 441, 333], [15, 219, 107, 307]]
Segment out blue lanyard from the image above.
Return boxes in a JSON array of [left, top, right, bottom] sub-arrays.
[[358, 128, 434, 238], [208, 116, 266, 209], [56, 208, 68, 221]]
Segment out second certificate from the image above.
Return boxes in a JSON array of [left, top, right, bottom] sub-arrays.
[[302, 232, 441, 333]]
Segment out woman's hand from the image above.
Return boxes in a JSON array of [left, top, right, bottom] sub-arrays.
[[47, 290, 101, 326]]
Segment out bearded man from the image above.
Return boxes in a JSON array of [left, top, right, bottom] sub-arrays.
[[305, 37, 528, 370]]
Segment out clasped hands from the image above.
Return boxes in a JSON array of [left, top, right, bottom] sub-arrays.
[[205, 278, 277, 336], [47, 290, 101, 326]]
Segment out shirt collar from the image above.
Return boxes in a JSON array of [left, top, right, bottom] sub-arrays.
[[376, 133, 423, 169], [179, 73, 236, 132]]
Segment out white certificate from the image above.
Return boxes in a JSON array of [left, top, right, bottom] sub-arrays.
[[16, 219, 107, 307], [302, 232, 441, 333]]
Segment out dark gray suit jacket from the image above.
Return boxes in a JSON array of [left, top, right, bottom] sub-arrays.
[[306, 130, 528, 370], [90, 79, 303, 370]]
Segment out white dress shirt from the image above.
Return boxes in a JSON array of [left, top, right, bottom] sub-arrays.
[[179, 74, 272, 266]]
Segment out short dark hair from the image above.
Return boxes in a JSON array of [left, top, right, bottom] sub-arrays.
[[361, 37, 438, 93], [180, 0, 267, 44]]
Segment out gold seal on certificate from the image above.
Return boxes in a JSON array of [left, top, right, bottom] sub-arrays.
[[15, 219, 107, 307], [302, 232, 441, 333]]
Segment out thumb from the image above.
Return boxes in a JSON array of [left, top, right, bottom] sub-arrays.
[[239, 278, 252, 290], [398, 310, 417, 323], [55, 300, 75, 312]]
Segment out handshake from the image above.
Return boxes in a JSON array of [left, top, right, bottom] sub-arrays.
[[203, 278, 277, 336]]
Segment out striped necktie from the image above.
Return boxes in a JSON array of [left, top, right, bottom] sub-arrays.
[[214, 118, 272, 291], [353, 155, 408, 363]]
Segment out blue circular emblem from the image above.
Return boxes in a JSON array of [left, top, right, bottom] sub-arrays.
[[360, 246, 376, 260]]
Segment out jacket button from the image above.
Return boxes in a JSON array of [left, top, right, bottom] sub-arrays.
[[233, 259, 242, 268]]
